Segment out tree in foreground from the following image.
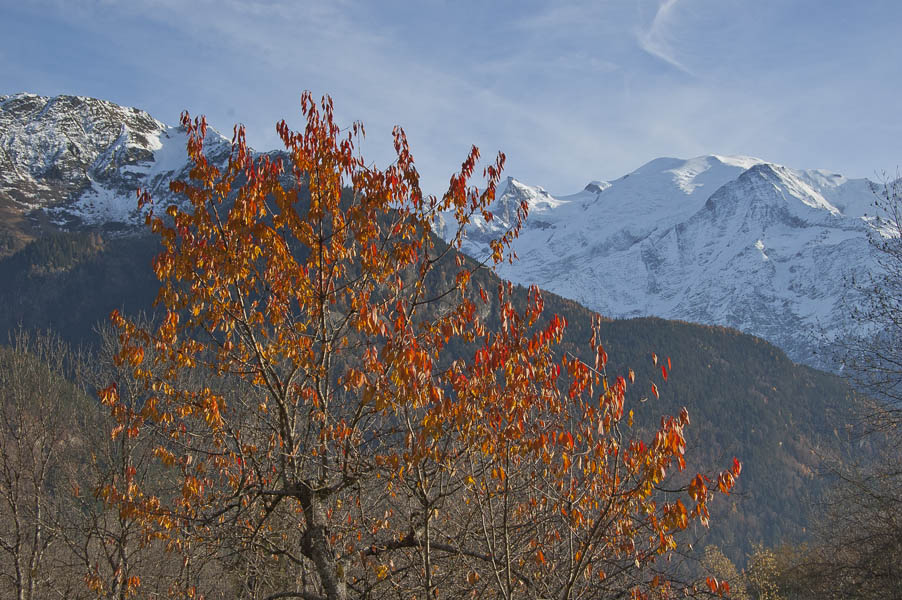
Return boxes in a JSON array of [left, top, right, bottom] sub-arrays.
[[100, 93, 741, 600]]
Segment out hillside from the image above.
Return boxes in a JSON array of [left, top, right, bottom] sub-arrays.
[[0, 92, 231, 253], [0, 229, 871, 565]]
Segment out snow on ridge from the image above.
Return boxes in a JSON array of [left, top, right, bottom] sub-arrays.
[[668, 157, 715, 194], [506, 177, 568, 212], [710, 154, 766, 170], [1, 92, 236, 229], [765, 164, 840, 215], [0, 92, 44, 105], [449, 154, 883, 371], [666, 155, 766, 195]]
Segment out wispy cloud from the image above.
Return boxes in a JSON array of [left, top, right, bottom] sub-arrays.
[[636, 0, 694, 75]]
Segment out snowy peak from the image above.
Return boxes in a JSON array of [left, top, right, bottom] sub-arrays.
[[500, 177, 567, 218], [665, 155, 764, 195], [1, 93, 166, 181], [0, 93, 231, 233], [569, 155, 766, 233], [737, 163, 840, 215], [626, 154, 764, 196], [454, 177, 566, 253], [702, 162, 880, 232], [450, 155, 884, 370]]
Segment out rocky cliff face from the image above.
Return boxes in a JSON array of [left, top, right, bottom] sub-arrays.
[[0, 93, 230, 249]]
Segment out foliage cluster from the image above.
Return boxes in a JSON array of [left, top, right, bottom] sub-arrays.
[[90, 94, 743, 600]]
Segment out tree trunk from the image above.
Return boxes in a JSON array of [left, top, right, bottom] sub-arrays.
[[298, 486, 346, 600]]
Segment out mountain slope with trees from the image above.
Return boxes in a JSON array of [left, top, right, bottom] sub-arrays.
[[0, 217, 870, 568]]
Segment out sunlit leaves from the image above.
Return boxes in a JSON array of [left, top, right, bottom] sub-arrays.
[[101, 91, 741, 600]]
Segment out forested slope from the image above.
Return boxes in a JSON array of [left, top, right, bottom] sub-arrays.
[[0, 229, 871, 565]]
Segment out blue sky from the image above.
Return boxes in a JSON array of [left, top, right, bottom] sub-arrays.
[[2, 0, 901, 195]]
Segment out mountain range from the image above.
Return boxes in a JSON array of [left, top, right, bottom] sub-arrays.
[[442, 156, 885, 370], [0, 92, 886, 564], [3, 93, 883, 370], [0, 92, 230, 249]]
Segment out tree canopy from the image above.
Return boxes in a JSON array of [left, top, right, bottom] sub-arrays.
[[100, 93, 740, 600]]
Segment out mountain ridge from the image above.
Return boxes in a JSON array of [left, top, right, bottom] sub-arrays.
[[1, 92, 889, 370], [0, 92, 231, 247], [451, 155, 884, 370]]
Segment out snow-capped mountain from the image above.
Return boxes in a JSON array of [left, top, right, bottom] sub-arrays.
[[0, 93, 230, 235], [453, 155, 883, 368], [0, 93, 887, 369]]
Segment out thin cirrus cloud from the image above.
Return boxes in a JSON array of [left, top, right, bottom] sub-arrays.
[[635, 0, 694, 75]]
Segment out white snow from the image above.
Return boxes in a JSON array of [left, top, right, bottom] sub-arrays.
[[1, 92, 231, 227], [712, 154, 767, 170], [769, 165, 841, 215], [448, 155, 883, 369]]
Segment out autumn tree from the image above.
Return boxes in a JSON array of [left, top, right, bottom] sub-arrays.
[[77, 322, 228, 600], [101, 93, 740, 600]]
